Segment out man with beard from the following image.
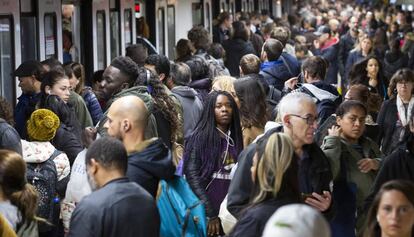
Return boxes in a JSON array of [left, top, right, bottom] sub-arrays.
[[68, 137, 159, 237], [104, 95, 175, 197]]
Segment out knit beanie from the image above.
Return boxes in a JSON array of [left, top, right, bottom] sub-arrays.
[[27, 109, 60, 141]]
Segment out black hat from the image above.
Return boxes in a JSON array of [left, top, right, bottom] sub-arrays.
[[313, 25, 331, 36], [13, 60, 43, 79]]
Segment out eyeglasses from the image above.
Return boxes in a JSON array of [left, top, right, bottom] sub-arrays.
[[289, 114, 318, 125]]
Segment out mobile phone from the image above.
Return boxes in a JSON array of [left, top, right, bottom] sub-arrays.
[[301, 193, 314, 201]]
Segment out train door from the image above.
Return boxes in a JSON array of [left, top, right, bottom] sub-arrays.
[[155, 0, 167, 56], [21, 0, 38, 62], [0, 0, 20, 104], [38, 0, 63, 61], [204, 0, 212, 33], [229, 0, 236, 15], [120, 0, 136, 56], [219, 0, 229, 12], [92, 0, 110, 71], [109, 0, 121, 61]]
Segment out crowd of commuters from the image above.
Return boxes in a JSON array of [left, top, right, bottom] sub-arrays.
[[2, 1, 414, 237]]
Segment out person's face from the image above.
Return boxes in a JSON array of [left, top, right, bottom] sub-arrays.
[[349, 17, 358, 30], [397, 81, 414, 99], [377, 190, 414, 237], [224, 15, 233, 29], [100, 66, 128, 101], [47, 78, 71, 103], [287, 102, 318, 146], [18, 76, 36, 94], [104, 105, 123, 140], [68, 73, 79, 91], [214, 94, 233, 130], [361, 38, 372, 53], [319, 33, 329, 44], [366, 58, 379, 75], [337, 107, 366, 143]]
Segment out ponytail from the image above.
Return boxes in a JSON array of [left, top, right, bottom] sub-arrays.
[[9, 183, 39, 221]]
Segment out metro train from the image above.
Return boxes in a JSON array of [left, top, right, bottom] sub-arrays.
[[0, 0, 293, 105]]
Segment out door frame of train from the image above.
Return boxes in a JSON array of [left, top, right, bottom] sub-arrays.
[[37, 0, 63, 62], [92, 0, 111, 71], [119, 0, 136, 56], [0, 0, 20, 104], [204, 0, 212, 33]]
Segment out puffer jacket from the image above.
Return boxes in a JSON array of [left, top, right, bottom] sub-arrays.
[[0, 119, 22, 155]]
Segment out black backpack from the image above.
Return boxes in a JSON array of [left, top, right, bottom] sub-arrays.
[[26, 149, 61, 232], [194, 53, 230, 80]]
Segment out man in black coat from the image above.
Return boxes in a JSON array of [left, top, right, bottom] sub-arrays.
[[104, 95, 175, 197], [68, 137, 160, 237], [227, 92, 334, 219]]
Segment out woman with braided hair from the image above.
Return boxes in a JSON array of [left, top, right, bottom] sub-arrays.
[[135, 67, 181, 149]]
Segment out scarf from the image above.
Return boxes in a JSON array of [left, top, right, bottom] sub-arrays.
[[396, 95, 414, 126]]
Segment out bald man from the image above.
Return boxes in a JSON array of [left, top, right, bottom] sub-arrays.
[[227, 93, 334, 220], [104, 96, 175, 197]]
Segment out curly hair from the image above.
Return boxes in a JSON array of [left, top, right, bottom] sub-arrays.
[[135, 67, 181, 143], [0, 97, 14, 126], [110, 56, 139, 87], [187, 26, 211, 51]]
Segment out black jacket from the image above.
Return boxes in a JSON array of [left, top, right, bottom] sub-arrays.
[[0, 119, 22, 155], [222, 38, 256, 77], [228, 196, 299, 237], [68, 177, 160, 237], [377, 99, 399, 155], [127, 138, 175, 197], [364, 139, 414, 212], [338, 31, 357, 78], [51, 124, 83, 165], [227, 127, 334, 219]]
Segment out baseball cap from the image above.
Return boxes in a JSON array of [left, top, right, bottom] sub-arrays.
[[262, 204, 331, 237], [313, 25, 331, 36], [13, 60, 44, 79]]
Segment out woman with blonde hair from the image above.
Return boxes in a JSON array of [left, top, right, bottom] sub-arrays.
[[228, 132, 300, 236], [0, 150, 39, 236]]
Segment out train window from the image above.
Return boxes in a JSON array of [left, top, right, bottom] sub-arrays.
[[230, 2, 235, 14], [192, 3, 203, 27], [0, 16, 15, 103], [157, 8, 165, 55], [110, 11, 120, 60], [167, 6, 175, 59], [96, 11, 107, 69], [21, 16, 38, 61], [124, 9, 132, 46], [44, 14, 57, 59]]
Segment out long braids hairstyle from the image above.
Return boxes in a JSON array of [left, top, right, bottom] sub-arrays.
[[136, 67, 180, 143], [184, 91, 243, 179]]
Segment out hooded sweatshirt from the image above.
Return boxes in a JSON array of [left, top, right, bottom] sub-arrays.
[[21, 140, 70, 181], [127, 138, 176, 197], [171, 86, 203, 140]]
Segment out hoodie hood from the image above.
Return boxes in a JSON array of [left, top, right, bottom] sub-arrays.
[[21, 140, 55, 163], [128, 138, 175, 180], [302, 83, 339, 102], [105, 86, 153, 112], [171, 86, 199, 99], [189, 78, 211, 90]]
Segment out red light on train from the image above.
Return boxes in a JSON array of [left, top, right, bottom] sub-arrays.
[[135, 4, 140, 13]]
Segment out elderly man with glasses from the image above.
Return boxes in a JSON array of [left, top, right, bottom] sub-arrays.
[[227, 92, 335, 221]]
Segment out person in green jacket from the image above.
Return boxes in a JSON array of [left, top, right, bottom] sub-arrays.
[[321, 100, 383, 236]]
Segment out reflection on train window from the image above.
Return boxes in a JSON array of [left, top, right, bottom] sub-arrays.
[[124, 9, 132, 47], [167, 6, 175, 59], [97, 11, 107, 69], [205, 2, 211, 33], [157, 8, 165, 55], [192, 3, 203, 27], [230, 2, 234, 13], [0, 17, 15, 103], [21, 16, 38, 61], [110, 11, 120, 60], [44, 14, 57, 59]]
